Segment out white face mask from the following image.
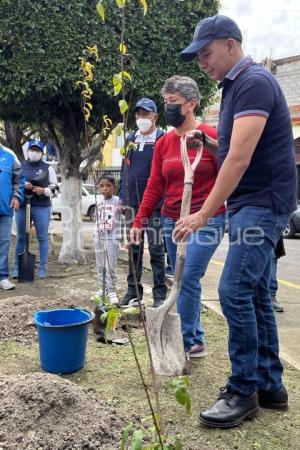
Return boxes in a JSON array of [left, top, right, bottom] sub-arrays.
[[136, 118, 153, 133], [28, 150, 42, 162]]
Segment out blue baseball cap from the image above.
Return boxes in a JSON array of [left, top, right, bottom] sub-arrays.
[[28, 139, 44, 151], [134, 98, 157, 113], [180, 15, 242, 62]]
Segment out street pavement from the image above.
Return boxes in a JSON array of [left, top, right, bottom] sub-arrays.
[[203, 235, 300, 371], [49, 218, 300, 371]]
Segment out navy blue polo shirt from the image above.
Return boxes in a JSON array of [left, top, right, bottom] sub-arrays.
[[218, 56, 297, 214]]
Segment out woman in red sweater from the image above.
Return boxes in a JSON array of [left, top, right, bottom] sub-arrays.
[[131, 75, 226, 357]]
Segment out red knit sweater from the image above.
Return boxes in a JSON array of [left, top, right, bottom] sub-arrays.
[[133, 124, 225, 229]]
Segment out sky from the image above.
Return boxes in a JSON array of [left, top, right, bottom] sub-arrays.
[[219, 0, 300, 61]]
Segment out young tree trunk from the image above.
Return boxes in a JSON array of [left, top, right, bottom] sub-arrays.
[[58, 123, 86, 264], [4, 121, 24, 160]]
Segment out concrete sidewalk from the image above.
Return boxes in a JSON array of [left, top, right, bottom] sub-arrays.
[[119, 247, 300, 372]]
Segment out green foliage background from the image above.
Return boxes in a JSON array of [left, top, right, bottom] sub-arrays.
[[0, 0, 220, 130]]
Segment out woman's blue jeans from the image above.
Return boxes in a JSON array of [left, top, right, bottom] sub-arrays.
[[161, 214, 225, 352], [0, 215, 13, 280], [14, 206, 51, 271], [219, 206, 290, 395]]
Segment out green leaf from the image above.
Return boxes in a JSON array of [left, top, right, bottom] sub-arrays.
[[121, 423, 133, 450], [170, 376, 192, 413], [116, 0, 126, 8], [139, 0, 148, 15], [96, 1, 105, 22], [130, 430, 143, 450], [121, 306, 140, 316], [119, 99, 128, 115], [100, 312, 108, 323], [174, 438, 184, 450]]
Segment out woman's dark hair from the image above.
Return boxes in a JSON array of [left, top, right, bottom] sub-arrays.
[[97, 173, 115, 185]]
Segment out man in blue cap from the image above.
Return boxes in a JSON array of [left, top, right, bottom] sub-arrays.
[[119, 98, 167, 308], [175, 15, 296, 428]]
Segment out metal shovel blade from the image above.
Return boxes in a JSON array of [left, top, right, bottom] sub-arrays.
[[146, 283, 188, 376], [18, 250, 36, 282], [18, 198, 36, 282]]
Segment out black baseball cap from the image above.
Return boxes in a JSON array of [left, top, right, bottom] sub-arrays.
[[180, 15, 242, 62]]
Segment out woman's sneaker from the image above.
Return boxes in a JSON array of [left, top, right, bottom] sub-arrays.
[[188, 343, 206, 358], [0, 279, 15, 290]]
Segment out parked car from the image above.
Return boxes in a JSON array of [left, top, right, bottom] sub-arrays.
[[283, 202, 300, 238], [51, 184, 100, 221]]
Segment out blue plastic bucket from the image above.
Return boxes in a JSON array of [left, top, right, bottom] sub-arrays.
[[33, 308, 94, 374]]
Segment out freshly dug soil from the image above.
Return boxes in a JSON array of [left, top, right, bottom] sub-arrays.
[[0, 372, 122, 450], [0, 296, 87, 345]]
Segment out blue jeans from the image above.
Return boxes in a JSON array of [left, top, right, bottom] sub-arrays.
[[269, 251, 278, 300], [14, 206, 51, 271], [125, 207, 167, 300], [0, 214, 13, 281], [219, 206, 290, 395], [162, 214, 225, 351]]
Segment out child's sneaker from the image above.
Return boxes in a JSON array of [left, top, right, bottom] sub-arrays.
[[108, 291, 119, 305], [95, 288, 106, 297]]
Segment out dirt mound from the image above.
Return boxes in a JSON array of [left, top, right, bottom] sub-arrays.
[[0, 372, 122, 449], [0, 296, 88, 345]]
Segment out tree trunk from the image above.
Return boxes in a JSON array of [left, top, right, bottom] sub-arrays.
[[4, 121, 24, 161], [58, 123, 86, 264]]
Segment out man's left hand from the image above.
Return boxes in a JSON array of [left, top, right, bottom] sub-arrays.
[[32, 186, 45, 196], [174, 211, 209, 241], [10, 197, 20, 211]]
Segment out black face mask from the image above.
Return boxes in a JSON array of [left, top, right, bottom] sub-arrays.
[[164, 103, 186, 128]]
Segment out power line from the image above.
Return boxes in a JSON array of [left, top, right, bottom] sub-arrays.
[[222, 7, 300, 13]]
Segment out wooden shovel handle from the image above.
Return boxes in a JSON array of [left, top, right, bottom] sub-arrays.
[[164, 136, 203, 312], [26, 201, 31, 234], [180, 135, 203, 186]]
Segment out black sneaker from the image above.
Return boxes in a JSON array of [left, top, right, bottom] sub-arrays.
[[258, 385, 288, 410], [153, 298, 165, 308], [120, 293, 144, 308]]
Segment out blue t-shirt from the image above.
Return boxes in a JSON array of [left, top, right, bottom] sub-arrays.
[[218, 57, 297, 214]]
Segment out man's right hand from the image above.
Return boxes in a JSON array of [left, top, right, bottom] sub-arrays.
[[129, 227, 143, 245]]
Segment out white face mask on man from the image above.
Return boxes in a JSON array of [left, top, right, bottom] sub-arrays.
[[27, 150, 43, 162], [136, 118, 153, 134]]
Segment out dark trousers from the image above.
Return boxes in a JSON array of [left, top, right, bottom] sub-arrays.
[[125, 206, 167, 300]]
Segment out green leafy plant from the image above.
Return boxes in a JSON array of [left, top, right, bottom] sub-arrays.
[[170, 376, 192, 414], [121, 415, 184, 450]]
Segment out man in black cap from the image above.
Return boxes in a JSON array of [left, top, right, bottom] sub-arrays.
[[175, 15, 296, 428], [119, 98, 167, 308]]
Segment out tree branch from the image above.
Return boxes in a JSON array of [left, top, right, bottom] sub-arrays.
[[46, 120, 63, 155]]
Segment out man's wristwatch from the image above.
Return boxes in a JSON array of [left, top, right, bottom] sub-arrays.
[[195, 130, 206, 146]]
